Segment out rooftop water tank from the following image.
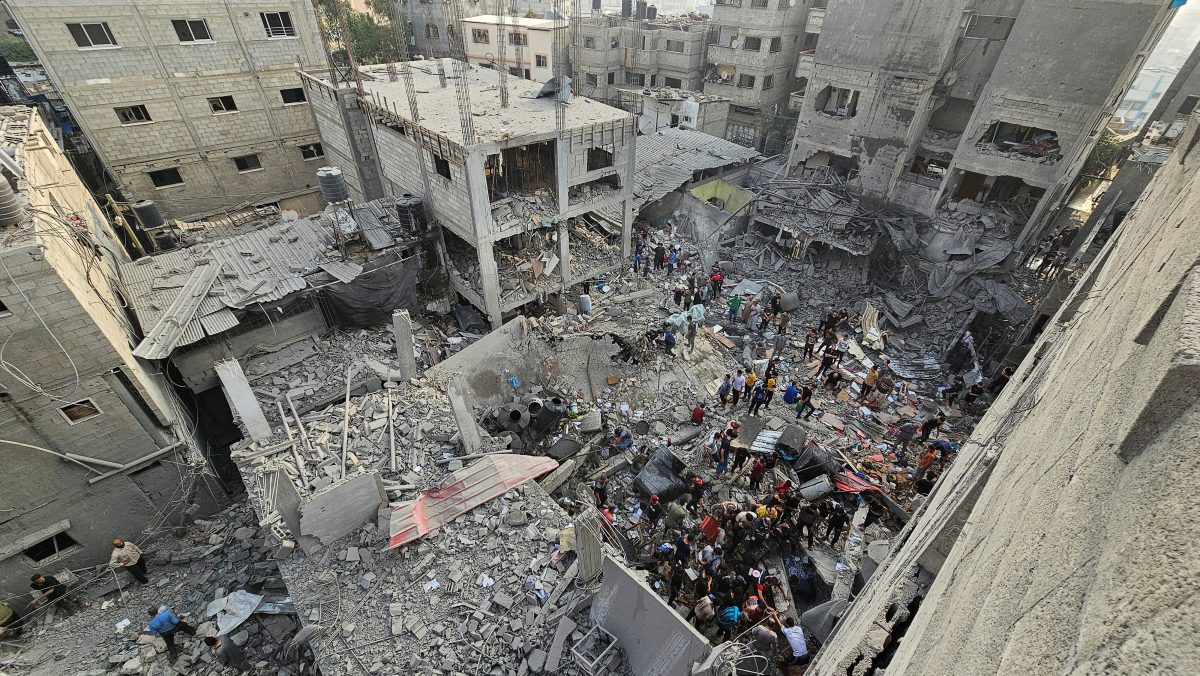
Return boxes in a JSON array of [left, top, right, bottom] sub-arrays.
[[317, 166, 350, 203]]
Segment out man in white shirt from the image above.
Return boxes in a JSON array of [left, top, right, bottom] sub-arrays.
[[109, 539, 148, 584], [780, 616, 810, 666]]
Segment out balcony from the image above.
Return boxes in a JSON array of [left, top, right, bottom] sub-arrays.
[[807, 7, 825, 33], [707, 44, 783, 71], [788, 90, 806, 111], [795, 50, 815, 78]]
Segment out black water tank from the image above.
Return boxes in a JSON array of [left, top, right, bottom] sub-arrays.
[[647, 5, 657, 19], [635, 0, 647, 19], [393, 193, 426, 233], [317, 166, 350, 203], [621, 0, 632, 17], [132, 199, 164, 230]]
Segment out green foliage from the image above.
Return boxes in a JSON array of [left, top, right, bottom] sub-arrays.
[[316, 0, 404, 65], [0, 34, 36, 63], [1082, 129, 1125, 178]]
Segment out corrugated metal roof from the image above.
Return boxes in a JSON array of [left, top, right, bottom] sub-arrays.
[[602, 127, 758, 220], [121, 217, 353, 354], [132, 262, 222, 359], [386, 454, 558, 550], [319, 261, 364, 284]]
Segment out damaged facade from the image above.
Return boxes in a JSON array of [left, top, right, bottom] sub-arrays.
[[787, 0, 1177, 254], [302, 61, 638, 328], [573, 14, 711, 103], [0, 106, 224, 596], [8, 0, 330, 221]]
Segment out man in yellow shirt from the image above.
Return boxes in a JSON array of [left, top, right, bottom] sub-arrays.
[[109, 538, 148, 584], [764, 377, 777, 408]]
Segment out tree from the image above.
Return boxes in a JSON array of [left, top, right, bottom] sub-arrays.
[[1082, 129, 1126, 179], [0, 34, 36, 63], [315, 0, 404, 66]]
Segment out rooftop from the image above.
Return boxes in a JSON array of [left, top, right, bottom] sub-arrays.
[[345, 60, 631, 146], [462, 14, 560, 29], [620, 86, 730, 102]]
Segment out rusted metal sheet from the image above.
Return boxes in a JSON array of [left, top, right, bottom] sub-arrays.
[[386, 454, 558, 550]]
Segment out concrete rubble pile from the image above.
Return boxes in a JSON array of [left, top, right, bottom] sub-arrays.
[[9, 503, 310, 676]]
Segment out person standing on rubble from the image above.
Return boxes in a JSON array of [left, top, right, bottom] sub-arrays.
[[919, 413, 945, 443], [795, 384, 817, 420], [963, 382, 986, 413], [748, 383, 766, 417], [718, 374, 733, 409], [893, 420, 916, 459], [776, 312, 790, 336], [667, 246, 678, 273], [731, 370, 747, 408], [144, 606, 196, 663], [660, 327, 677, 356], [109, 539, 148, 584], [816, 344, 839, 378], [727, 294, 743, 324], [763, 375, 777, 409], [859, 365, 880, 402], [804, 329, 818, 361], [666, 497, 689, 533], [769, 292, 782, 316], [654, 242, 666, 271], [825, 501, 850, 546], [744, 368, 757, 396], [686, 318, 698, 353], [205, 635, 251, 673], [674, 286, 685, 307], [834, 333, 850, 365], [990, 366, 1015, 395], [748, 456, 766, 490], [942, 376, 964, 406]]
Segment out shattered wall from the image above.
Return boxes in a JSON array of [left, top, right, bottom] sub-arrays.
[[807, 114, 1200, 675]]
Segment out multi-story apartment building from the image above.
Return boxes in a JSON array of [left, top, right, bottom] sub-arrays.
[[8, 0, 329, 221], [704, 0, 811, 150], [787, 0, 1179, 252], [615, 87, 731, 137], [0, 105, 222, 596], [461, 15, 564, 83], [405, 0, 557, 59], [573, 14, 710, 103], [303, 61, 637, 328]]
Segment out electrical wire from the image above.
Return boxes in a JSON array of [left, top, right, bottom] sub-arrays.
[[0, 250, 81, 402]]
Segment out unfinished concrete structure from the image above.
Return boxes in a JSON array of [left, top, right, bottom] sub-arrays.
[[787, 0, 1179, 254], [573, 15, 711, 103], [0, 106, 217, 596], [805, 111, 1200, 675], [616, 87, 732, 137], [404, 0, 558, 59], [303, 61, 638, 328], [704, 0, 811, 150], [8, 0, 328, 221]]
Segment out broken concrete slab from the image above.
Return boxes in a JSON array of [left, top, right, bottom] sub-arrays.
[[446, 376, 484, 453], [298, 471, 387, 552], [392, 309, 417, 380], [215, 359, 273, 441]]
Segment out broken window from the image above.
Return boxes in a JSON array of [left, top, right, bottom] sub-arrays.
[[743, 37, 762, 52], [737, 74, 756, 88], [485, 140, 556, 202], [172, 18, 211, 43], [471, 28, 489, 44], [664, 76, 682, 88], [67, 22, 117, 48], [59, 398, 102, 424], [233, 154, 262, 172], [115, 104, 151, 125], [208, 95, 237, 114], [610, 37, 619, 48], [965, 14, 1015, 41], [665, 40, 684, 53], [433, 153, 451, 180], [23, 531, 80, 564], [904, 154, 949, 187], [260, 12, 296, 38], [626, 72, 645, 86], [586, 145, 614, 171], [763, 75, 774, 90], [978, 121, 1060, 161], [751, 0, 769, 7], [802, 32, 819, 51], [586, 73, 598, 86], [584, 37, 595, 49], [299, 142, 324, 160], [148, 167, 183, 188], [426, 24, 439, 39], [769, 36, 782, 52], [508, 32, 528, 46], [280, 87, 306, 104], [1179, 95, 1200, 115], [814, 85, 859, 118]]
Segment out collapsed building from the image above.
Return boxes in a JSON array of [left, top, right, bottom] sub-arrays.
[[302, 61, 638, 329], [787, 0, 1179, 255], [0, 106, 229, 597]]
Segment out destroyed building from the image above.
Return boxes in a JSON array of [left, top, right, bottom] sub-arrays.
[[804, 106, 1200, 676], [8, 0, 330, 221], [0, 106, 227, 596], [615, 87, 732, 138], [302, 61, 638, 328], [704, 0, 812, 151], [572, 14, 711, 103], [787, 0, 1178, 255]]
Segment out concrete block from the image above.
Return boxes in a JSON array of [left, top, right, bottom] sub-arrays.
[[215, 359, 273, 441], [298, 471, 387, 550]]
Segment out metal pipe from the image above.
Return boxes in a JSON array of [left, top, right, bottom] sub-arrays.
[[86, 442, 184, 484], [0, 438, 102, 475]]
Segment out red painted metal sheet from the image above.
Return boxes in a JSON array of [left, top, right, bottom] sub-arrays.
[[833, 471, 882, 494], [386, 454, 559, 550]]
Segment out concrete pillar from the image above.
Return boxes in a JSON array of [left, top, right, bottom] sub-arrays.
[[476, 239, 504, 329], [576, 512, 604, 583], [620, 128, 637, 257], [446, 376, 483, 453], [214, 359, 272, 442], [558, 219, 572, 289], [391, 309, 417, 380]]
